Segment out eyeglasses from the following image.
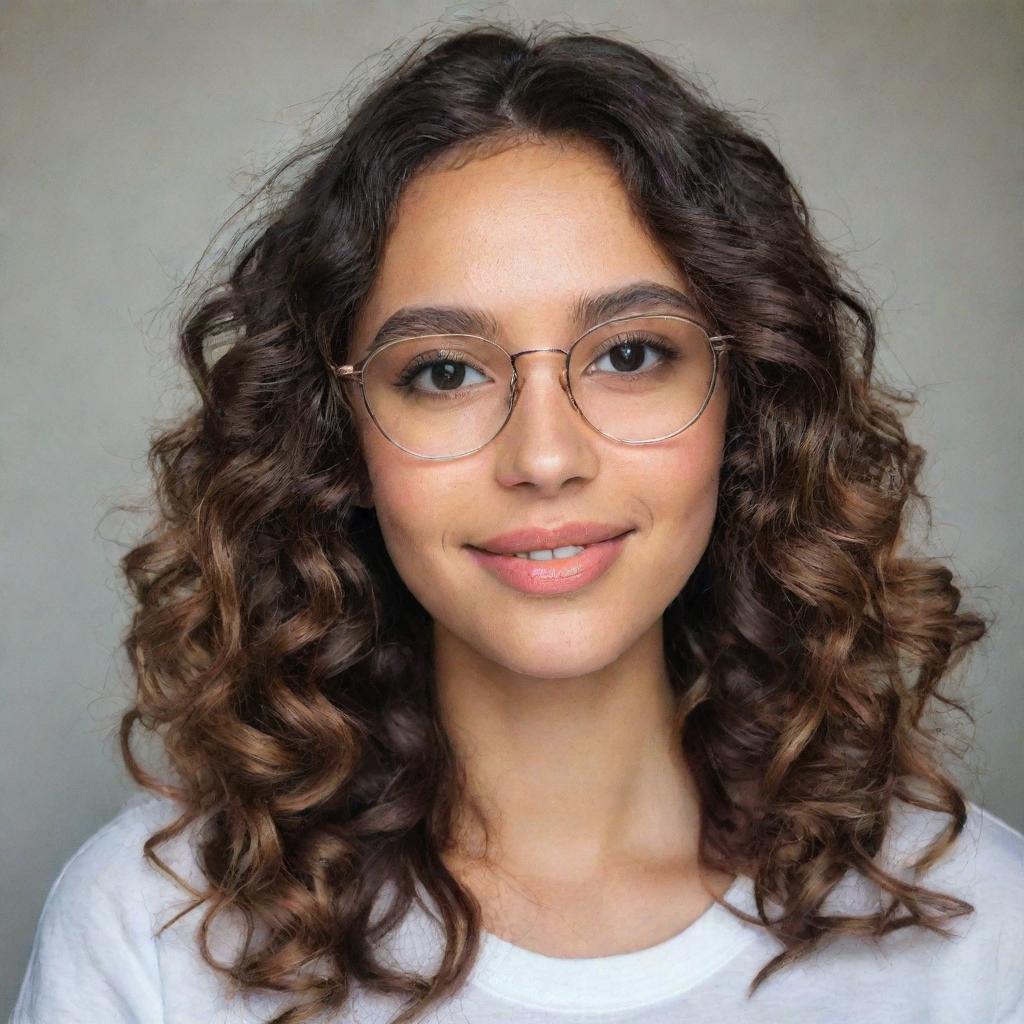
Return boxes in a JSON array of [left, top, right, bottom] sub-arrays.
[[334, 314, 731, 460]]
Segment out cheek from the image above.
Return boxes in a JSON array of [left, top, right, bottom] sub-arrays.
[[360, 440, 469, 587], [649, 409, 726, 554], [370, 469, 439, 549], [368, 476, 445, 616], [369, 469, 480, 631], [654, 452, 720, 532]]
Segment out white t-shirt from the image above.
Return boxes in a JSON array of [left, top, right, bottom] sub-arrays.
[[11, 790, 1024, 1023]]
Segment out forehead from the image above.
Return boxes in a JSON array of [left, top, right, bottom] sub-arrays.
[[355, 139, 691, 346]]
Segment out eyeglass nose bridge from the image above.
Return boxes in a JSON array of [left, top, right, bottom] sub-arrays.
[[506, 346, 581, 414]]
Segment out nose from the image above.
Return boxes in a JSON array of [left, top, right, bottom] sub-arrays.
[[492, 348, 599, 490]]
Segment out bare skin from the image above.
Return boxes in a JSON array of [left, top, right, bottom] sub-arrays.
[[347, 136, 735, 957]]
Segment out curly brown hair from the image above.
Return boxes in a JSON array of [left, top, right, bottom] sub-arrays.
[[113, 18, 991, 1024]]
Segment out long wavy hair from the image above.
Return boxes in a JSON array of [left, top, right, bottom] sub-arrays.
[[114, 18, 991, 1024]]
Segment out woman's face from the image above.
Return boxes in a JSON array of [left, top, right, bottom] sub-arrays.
[[348, 138, 728, 680]]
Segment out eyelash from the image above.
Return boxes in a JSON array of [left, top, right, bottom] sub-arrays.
[[392, 333, 680, 391]]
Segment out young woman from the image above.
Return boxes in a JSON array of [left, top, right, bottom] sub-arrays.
[[13, 20, 1023, 1024]]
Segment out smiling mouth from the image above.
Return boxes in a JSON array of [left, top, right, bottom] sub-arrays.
[[467, 526, 635, 557], [468, 533, 632, 559], [464, 531, 633, 595]]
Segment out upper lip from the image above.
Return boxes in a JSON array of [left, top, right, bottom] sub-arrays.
[[469, 521, 634, 555]]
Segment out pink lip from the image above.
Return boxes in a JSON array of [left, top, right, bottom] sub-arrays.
[[465, 532, 632, 596]]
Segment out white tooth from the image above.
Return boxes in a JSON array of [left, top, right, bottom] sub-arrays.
[[552, 545, 584, 559], [511, 545, 587, 560], [520, 544, 585, 561]]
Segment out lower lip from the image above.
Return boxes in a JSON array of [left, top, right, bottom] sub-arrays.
[[464, 532, 633, 595]]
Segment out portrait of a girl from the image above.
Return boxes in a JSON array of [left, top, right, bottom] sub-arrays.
[[11, 17, 1023, 1024]]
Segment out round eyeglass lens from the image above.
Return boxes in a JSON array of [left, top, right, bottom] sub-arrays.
[[362, 333, 512, 458], [360, 315, 717, 458], [568, 315, 716, 445]]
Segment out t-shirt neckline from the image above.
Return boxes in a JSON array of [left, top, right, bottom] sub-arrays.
[[466, 872, 759, 1012]]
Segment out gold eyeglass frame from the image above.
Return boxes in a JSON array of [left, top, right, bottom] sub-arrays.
[[333, 313, 732, 460]]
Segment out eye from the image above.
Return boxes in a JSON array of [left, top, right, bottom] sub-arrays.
[[588, 333, 680, 375], [395, 353, 490, 395]]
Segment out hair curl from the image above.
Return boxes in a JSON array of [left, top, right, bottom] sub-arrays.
[[114, 17, 991, 1024]]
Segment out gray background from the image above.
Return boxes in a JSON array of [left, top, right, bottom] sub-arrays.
[[2, 1, 1021, 1013]]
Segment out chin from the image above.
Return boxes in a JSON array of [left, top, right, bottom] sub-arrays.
[[472, 626, 641, 679]]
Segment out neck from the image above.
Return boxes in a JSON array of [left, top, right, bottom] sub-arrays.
[[432, 616, 705, 882]]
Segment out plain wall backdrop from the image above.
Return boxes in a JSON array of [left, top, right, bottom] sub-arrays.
[[2, 0, 1021, 1014]]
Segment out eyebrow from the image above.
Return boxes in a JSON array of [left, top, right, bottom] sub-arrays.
[[357, 280, 700, 361]]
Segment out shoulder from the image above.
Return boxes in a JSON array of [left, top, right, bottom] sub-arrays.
[[817, 796, 1024, 914], [888, 796, 1024, 903], [841, 795, 1024, 940], [879, 797, 1023, 1020], [786, 797, 1023, 1021], [11, 790, 202, 1023], [937, 799, 1024, 958], [957, 800, 1024, 885], [37, 789, 200, 919]]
